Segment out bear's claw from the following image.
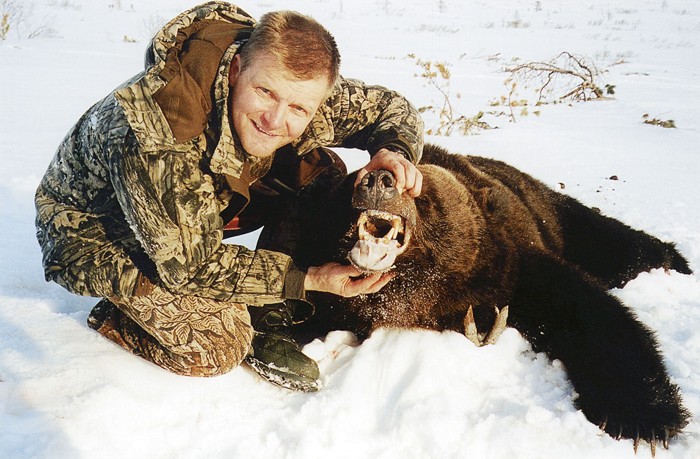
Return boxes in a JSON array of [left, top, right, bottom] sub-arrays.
[[600, 420, 671, 457], [464, 305, 509, 346]]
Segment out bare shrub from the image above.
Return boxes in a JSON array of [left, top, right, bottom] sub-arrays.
[[504, 51, 614, 102], [1, 13, 9, 40], [1, 0, 57, 40], [642, 114, 676, 128], [488, 52, 615, 122], [411, 55, 492, 136]]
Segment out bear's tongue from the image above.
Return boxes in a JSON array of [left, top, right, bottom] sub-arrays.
[[347, 238, 401, 273]]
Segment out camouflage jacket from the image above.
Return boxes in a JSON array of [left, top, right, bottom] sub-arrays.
[[35, 1, 423, 305]]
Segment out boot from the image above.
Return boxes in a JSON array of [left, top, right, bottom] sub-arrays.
[[87, 298, 117, 331], [87, 298, 143, 354], [245, 302, 321, 392]]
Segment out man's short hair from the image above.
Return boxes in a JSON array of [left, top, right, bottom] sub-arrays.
[[240, 10, 341, 90]]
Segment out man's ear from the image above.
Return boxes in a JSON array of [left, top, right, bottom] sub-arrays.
[[229, 54, 241, 85]]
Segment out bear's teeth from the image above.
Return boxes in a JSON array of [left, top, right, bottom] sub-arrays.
[[357, 210, 405, 242]]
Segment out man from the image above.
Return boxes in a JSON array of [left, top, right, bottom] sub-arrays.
[[35, 1, 423, 391]]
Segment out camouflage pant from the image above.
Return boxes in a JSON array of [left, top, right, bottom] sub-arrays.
[[94, 286, 254, 377], [37, 188, 253, 376]]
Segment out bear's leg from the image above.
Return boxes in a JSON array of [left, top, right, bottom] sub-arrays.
[[556, 197, 691, 288], [290, 293, 373, 344], [511, 253, 689, 449]]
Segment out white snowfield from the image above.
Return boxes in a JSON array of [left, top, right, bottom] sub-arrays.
[[1, 1, 699, 458]]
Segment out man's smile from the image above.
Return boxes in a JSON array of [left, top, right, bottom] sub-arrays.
[[252, 120, 278, 138]]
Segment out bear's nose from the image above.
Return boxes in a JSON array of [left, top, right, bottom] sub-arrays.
[[362, 169, 395, 190], [354, 169, 398, 207]]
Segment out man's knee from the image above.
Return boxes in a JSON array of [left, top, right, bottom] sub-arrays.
[[185, 325, 254, 377], [99, 294, 255, 377]]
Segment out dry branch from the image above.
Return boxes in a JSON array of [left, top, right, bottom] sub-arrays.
[[504, 51, 612, 102]]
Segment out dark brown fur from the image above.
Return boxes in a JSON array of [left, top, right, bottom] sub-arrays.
[[259, 144, 692, 449]]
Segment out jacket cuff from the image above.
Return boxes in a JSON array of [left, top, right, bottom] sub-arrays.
[[282, 263, 307, 300]]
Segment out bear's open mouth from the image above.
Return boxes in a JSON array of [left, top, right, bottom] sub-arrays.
[[347, 210, 410, 273]]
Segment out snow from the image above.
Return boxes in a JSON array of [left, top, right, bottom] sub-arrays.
[[1, 1, 700, 458]]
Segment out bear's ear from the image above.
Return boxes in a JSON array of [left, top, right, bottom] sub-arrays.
[[475, 187, 491, 209], [474, 187, 509, 214]]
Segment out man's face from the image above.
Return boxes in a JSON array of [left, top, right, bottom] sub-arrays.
[[229, 52, 331, 158]]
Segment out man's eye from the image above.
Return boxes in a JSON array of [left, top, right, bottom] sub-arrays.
[[257, 87, 272, 96], [291, 105, 308, 116]]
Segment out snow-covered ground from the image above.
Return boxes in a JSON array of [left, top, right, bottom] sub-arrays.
[[2, 1, 700, 458]]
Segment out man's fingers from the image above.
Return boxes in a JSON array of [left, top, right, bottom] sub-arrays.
[[355, 149, 421, 196], [363, 272, 394, 294], [392, 161, 407, 194], [399, 156, 423, 197], [345, 271, 393, 296], [402, 161, 420, 195], [408, 166, 423, 197], [354, 167, 369, 187], [343, 272, 379, 296], [387, 155, 422, 197]]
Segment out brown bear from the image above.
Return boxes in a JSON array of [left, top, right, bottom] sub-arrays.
[[257, 144, 691, 454]]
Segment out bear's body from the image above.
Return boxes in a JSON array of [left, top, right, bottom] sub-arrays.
[[259, 144, 691, 450]]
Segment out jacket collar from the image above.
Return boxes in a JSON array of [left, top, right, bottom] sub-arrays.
[[209, 39, 249, 179]]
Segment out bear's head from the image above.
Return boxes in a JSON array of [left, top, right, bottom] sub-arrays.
[[347, 169, 414, 272], [343, 165, 484, 277], [291, 163, 491, 333]]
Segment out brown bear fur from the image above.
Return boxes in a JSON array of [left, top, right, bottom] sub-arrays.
[[257, 144, 692, 450]]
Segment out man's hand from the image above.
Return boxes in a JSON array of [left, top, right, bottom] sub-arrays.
[[304, 262, 393, 297], [355, 148, 423, 197]]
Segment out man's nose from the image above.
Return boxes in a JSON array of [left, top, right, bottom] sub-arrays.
[[261, 103, 285, 130]]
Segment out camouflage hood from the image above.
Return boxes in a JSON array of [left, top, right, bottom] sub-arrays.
[[115, 1, 257, 179]]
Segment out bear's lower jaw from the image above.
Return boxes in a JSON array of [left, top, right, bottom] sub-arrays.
[[347, 238, 400, 273], [347, 210, 410, 273]]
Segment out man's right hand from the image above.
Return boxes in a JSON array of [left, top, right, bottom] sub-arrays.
[[304, 262, 393, 297]]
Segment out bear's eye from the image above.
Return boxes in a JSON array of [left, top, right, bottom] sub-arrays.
[[415, 196, 432, 210], [415, 196, 430, 204]]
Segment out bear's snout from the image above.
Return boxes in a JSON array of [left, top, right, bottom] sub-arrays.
[[353, 169, 399, 209]]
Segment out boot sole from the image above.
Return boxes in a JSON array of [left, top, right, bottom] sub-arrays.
[[245, 356, 322, 392]]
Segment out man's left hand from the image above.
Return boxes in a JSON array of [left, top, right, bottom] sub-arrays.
[[355, 148, 423, 197]]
